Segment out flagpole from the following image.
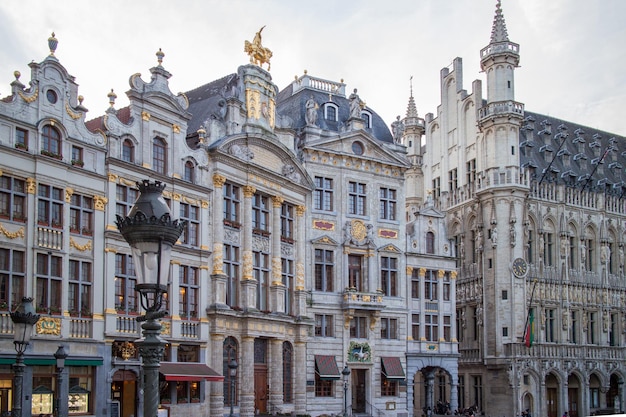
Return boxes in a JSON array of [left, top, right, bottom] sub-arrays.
[[522, 279, 539, 345]]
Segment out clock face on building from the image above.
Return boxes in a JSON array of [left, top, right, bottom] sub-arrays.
[[511, 257, 528, 278]]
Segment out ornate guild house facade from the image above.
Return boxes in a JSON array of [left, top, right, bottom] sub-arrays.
[[0, 3, 623, 417]]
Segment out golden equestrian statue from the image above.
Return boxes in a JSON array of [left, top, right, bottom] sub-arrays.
[[244, 26, 273, 71]]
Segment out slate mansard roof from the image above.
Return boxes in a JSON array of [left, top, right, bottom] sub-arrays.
[[520, 110, 626, 195]]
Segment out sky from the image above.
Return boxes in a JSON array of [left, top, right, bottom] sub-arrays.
[[0, 0, 624, 136]]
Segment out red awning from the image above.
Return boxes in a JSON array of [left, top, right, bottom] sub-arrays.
[[315, 355, 340, 380], [159, 362, 224, 382], [381, 357, 405, 380]]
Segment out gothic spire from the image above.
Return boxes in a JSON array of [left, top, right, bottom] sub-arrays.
[[405, 76, 419, 119], [490, 0, 509, 44]]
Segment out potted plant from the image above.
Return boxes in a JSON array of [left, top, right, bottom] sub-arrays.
[[71, 159, 84, 167], [15, 143, 27, 150]]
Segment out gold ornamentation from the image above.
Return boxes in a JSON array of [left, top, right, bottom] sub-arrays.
[[120, 177, 135, 187], [172, 124, 181, 133], [244, 26, 272, 70], [450, 271, 458, 279], [65, 102, 82, 120], [172, 193, 181, 201], [272, 195, 284, 207], [141, 111, 151, 121], [242, 251, 253, 279], [117, 341, 136, 360], [201, 200, 209, 209], [37, 317, 61, 335], [438, 270, 445, 279], [108, 173, 119, 182], [406, 266, 414, 275], [212, 174, 226, 188], [161, 321, 171, 335], [18, 87, 38, 103], [272, 258, 281, 280], [0, 224, 25, 239], [65, 187, 74, 203], [419, 267, 426, 276], [26, 178, 36, 194], [246, 89, 261, 120], [212, 242, 224, 274], [104, 247, 118, 253], [70, 237, 92, 252], [350, 219, 367, 241], [296, 205, 306, 217], [243, 185, 256, 198], [94, 196, 108, 211]]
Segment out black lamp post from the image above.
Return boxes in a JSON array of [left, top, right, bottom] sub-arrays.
[[228, 359, 238, 417], [10, 297, 41, 417], [342, 365, 351, 417], [116, 180, 186, 417], [54, 345, 68, 417]]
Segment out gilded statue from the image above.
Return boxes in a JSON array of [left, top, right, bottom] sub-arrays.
[[244, 26, 273, 71]]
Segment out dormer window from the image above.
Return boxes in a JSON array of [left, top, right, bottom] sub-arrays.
[[46, 89, 58, 104], [184, 161, 195, 183], [122, 139, 134, 163], [42, 125, 61, 157], [324, 103, 338, 121], [361, 111, 372, 128]]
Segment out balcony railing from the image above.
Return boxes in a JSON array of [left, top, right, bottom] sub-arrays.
[[342, 289, 386, 311], [69, 316, 92, 338]]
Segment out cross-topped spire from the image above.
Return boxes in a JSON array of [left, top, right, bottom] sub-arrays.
[[490, 0, 509, 43]]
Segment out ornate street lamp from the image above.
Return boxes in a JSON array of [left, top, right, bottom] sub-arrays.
[[116, 180, 186, 417], [10, 297, 41, 417], [342, 365, 351, 417], [54, 345, 68, 417], [228, 359, 238, 417]]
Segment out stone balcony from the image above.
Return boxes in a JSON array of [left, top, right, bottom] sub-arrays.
[[341, 289, 386, 311]]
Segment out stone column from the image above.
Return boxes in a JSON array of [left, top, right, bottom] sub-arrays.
[[211, 174, 228, 307], [419, 268, 427, 341], [271, 195, 285, 313], [210, 333, 225, 417], [294, 205, 307, 316], [269, 339, 284, 412], [241, 336, 256, 417], [450, 271, 458, 343], [425, 371, 435, 412], [242, 186, 257, 310], [407, 374, 415, 417], [294, 340, 307, 414]]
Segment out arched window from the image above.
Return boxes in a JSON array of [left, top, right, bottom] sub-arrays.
[[324, 104, 338, 121], [42, 125, 61, 156], [122, 139, 134, 163], [223, 337, 238, 407], [361, 111, 372, 128], [152, 137, 167, 174], [184, 161, 195, 183], [282, 342, 293, 404], [426, 231, 435, 254]]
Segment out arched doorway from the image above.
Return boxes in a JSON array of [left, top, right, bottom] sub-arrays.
[[112, 370, 137, 417], [608, 374, 623, 413], [546, 373, 559, 417], [414, 367, 452, 415], [568, 374, 582, 417]]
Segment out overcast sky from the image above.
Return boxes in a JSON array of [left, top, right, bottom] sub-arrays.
[[1, 0, 624, 136]]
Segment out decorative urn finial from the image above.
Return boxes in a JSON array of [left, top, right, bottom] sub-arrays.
[[48, 32, 58, 56]]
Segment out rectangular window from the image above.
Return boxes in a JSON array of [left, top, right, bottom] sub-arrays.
[[610, 313, 618, 347], [224, 245, 240, 307], [590, 388, 600, 408], [570, 310, 578, 344], [466, 159, 476, 186], [0, 175, 26, 222], [380, 318, 398, 339], [443, 271, 450, 301], [585, 239, 594, 271], [315, 314, 333, 337], [411, 268, 420, 299], [314, 249, 333, 292], [16, 127, 28, 149], [114, 254, 137, 313], [179, 202, 200, 247], [36, 253, 63, 314], [381, 256, 397, 297], [432, 177, 441, 198], [379, 187, 397, 221], [115, 184, 138, 218], [456, 309, 464, 343], [448, 168, 458, 191], [223, 183, 240, 225], [443, 316, 451, 341], [252, 193, 269, 233], [546, 308, 556, 343], [350, 316, 368, 338], [179, 266, 199, 319], [282, 258, 294, 315], [425, 314, 438, 341], [71, 145, 83, 165], [281, 202, 294, 241], [314, 374, 333, 397], [254, 251, 269, 311], [588, 311, 597, 344], [412, 314, 420, 340], [314, 177, 333, 211], [424, 270, 438, 300], [472, 375, 483, 410], [544, 232, 554, 266], [153, 137, 167, 174], [68, 260, 92, 316], [70, 193, 93, 236], [458, 376, 465, 410], [348, 255, 363, 291], [0, 248, 25, 310], [37, 184, 64, 227], [348, 181, 366, 216], [569, 236, 576, 269], [381, 375, 398, 396]]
